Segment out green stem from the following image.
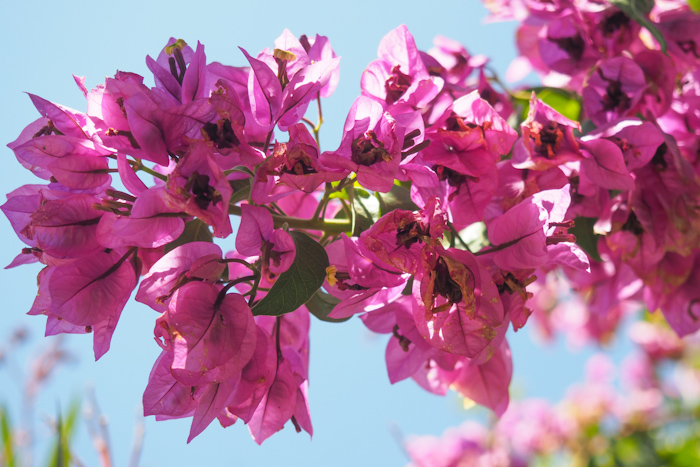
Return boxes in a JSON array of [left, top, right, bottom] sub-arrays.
[[263, 130, 274, 157], [228, 204, 351, 234], [314, 93, 323, 147], [447, 222, 471, 252], [473, 237, 521, 256], [130, 158, 168, 182], [312, 183, 333, 220]]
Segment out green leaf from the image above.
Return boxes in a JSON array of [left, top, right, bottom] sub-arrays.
[[164, 219, 213, 254], [252, 231, 329, 316], [49, 400, 79, 467], [305, 289, 350, 323], [377, 184, 418, 216], [691, 0, 700, 12], [1, 406, 16, 467], [537, 89, 581, 122], [610, 0, 667, 52], [352, 188, 380, 236], [514, 87, 581, 122], [229, 176, 252, 205], [570, 216, 602, 263]]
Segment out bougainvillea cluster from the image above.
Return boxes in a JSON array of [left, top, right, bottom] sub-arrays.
[[3, 0, 700, 446], [404, 313, 700, 466]]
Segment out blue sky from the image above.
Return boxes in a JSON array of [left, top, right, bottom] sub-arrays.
[[0, 1, 634, 465]]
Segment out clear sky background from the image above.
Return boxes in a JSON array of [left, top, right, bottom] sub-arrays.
[[0, 1, 634, 466]]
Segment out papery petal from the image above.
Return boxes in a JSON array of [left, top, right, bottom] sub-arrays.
[[49, 249, 137, 326]]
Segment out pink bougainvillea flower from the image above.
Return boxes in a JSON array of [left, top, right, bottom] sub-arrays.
[[165, 141, 233, 237], [412, 245, 505, 358], [1, 184, 50, 249], [300, 34, 340, 99], [582, 57, 646, 127], [143, 350, 199, 421], [656, 7, 700, 74], [136, 241, 224, 312], [146, 39, 210, 104], [27, 248, 138, 359], [634, 50, 676, 119], [247, 310, 312, 444], [204, 78, 265, 170], [583, 4, 641, 58], [27, 93, 97, 142], [361, 25, 443, 109], [582, 119, 665, 172], [143, 322, 279, 443], [450, 340, 513, 416], [250, 123, 345, 204], [421, 91, 517, 179], [597, 191, 681, 287], [21, 192, 105, 260], [223, 325, 277, 424], [247, 349, 308, 444], [11, 135, 113, 190], [322, 96, 424, 192], [154, 281, 257, 386], [512, 94, 582, 170], [235, 204, 295, 278], [538, 12, 600, 77], [240, 29, 340, 131], [324, 234, 407, 319], [486, 185, 589, 272], [578, 138, 635, 192], [476, 68, 514, 121], [45, 248, 138, 327], [360, 197, 446, 274], [431, 35, 488, 81], [28, 255, 137, 361], [96, 187, 185, 249]]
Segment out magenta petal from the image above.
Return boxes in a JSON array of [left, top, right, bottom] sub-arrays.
[[46, 155, 110, 190], [164, 283, 257, 385], [236, 204, 273, 256], [277, 57, 341, 130], [124, 93, 169, 166], [488, 201, 548, 271], [29, 267, 54, 316], [413, 248, 505, 358], [269, 229, 296, 275], [182, 42, 209, 103], [5, 251, 39, 269], [92, 313, 121, 360], [240, 48, 282, 130], [27, 93, 90, 140], [143, 351, 197, 419], [359, 304, 400, 333], [247, 357, 298, 445], [451, 340, 512, 417], [186, 254, 226, 281], [548, 243, 590, 272], [227, 326, 277, 423], [580, 139, 634, 191], [146, 55, 182, 102], [1, 184, 43, 247], [26, 192, 105, 258], [96, 188, 184, 249], [117, 152, 148, 195], [45, 314, 86, 336], [386, 337, 432, 384], [293, 382, 313, 437], [187, 375, 241, 443], [49, 249, 137, 326], [137, 242, 223, 312]]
